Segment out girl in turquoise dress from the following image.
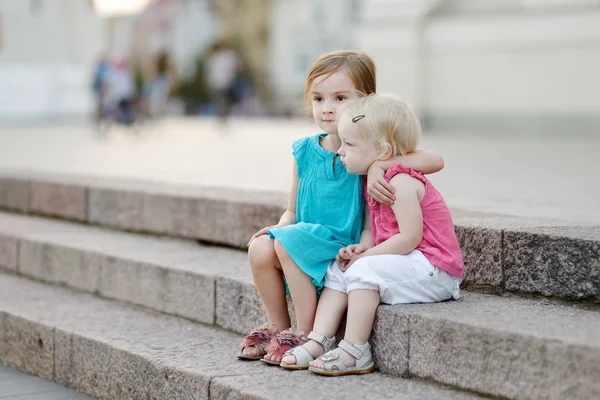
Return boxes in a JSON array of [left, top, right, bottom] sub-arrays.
[[237, 51, 445, 365]]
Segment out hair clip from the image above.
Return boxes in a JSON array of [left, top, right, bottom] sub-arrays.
[[352, 114, 365, 123]]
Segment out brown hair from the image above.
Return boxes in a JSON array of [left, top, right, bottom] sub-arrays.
[[304, 50, 376, 111]]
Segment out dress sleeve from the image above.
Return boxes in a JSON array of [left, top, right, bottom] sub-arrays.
[[292, 136, 310, 177], [384, 163, 427, 185]]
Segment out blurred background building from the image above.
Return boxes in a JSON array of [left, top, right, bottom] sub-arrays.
[[0, 0, 598, 132], [0, 0, 102, 121]]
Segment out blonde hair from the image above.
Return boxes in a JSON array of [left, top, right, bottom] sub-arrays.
[[304, 50, 376, 113], [341, 94, 422, 156]]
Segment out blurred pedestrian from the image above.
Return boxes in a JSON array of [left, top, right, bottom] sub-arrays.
[[91, 52, 109, 122], [105, 56, 136, 125], [204, 39, 240, 123], [143, 52, 178, 119]]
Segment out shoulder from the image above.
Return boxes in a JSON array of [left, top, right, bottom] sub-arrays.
[[293, 135, 314, 146], [389, 173, 422, 187], [293, 134, 321, 151], [292, 136, 311, 153], [292, 135, 320, 171], [389, 174, 425, 199]]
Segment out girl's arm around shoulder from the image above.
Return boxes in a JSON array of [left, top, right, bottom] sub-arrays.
[[373, 150, 444, 175], [366, 150, 443, 206], [361, 174, 424, 257]]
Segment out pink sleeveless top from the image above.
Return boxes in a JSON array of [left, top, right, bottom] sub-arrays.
[[364, 163, 464, 278]]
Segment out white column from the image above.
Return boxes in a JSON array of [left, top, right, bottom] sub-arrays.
[[355, 0, 444, 113]]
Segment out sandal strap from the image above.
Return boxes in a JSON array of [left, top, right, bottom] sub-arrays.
[[242, 342, 267, 357], [266, 329, 307, 354], [318, 350, 348, 372], [307, 331, 335, 350], [254, 342, 267, 353], [338, 340, 367, 359], [307, 331, 326, 343], [241, 324, 277, 348], [282, 344, 314, 366]]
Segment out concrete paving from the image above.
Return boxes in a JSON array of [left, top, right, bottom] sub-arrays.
[[0, 117, 598, 223], [0, 364, 92, 399]]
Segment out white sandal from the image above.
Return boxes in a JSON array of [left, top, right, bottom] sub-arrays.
[[308, 339, 375, 376], [279, 331, 336, 370]]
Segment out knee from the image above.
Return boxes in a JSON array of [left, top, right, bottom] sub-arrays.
[[248, 236, 278, 271]]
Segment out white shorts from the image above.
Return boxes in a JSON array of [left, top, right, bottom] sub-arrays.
[[324, 250, 462, 305]]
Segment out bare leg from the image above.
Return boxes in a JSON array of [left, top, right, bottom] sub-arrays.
[[281, 288, 347, 365], [267, 239, 317, 363], [309, 289, 380, 369], [244, 235, 290, 357]]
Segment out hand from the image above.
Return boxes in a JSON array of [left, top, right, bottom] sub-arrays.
[[344, 252, 364, 271], [336, 244, 369, 272], [247, 225, 279, 247], [367, 164, 395, 206], [336, 246, 352, 270]]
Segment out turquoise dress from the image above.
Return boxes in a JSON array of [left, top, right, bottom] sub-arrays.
[[269, 134, 364, 290]]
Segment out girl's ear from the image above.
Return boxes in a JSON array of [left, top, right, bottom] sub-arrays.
[[378, 142, 393, 161]]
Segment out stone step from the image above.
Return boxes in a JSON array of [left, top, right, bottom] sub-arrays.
[[0, 171, 598, 299], [0, 273, 486, 400], [0, 212, 598, 399], [0, 364, 93, 399]]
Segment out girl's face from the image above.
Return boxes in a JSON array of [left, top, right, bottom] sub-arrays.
[[337, 115, 381, 175], [310, 69, 360, 135]]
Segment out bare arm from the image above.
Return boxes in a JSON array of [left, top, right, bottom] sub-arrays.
[[337, 207, 375, 271], [367, 150, 444, 205], [358, 207, 375, 248], [278, 160, 299, 226], [373, 150, 444, 175]]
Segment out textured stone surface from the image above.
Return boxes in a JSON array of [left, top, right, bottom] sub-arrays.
[[0, 274, 486, 400], [87, 188, 145, 231], [142, 194, 205, 239], [405, 292, 600, 400], [4, 176, 600, 299], [0, 274, 261, 398], [370, 305, 410, 376], [0, 364, 93, 399], [86, 184, 285, 249], [142, 191, 284, 248], [1, 211, 599, 397], [211, 371, 481, 400], [18, 240, 101, 293], [0, 234, 18, 271], [99, 255, 215, 324], [411, 318, 600, 400], [56, 331, 207, 400], [0, 211, 250, 325], [454, 215, 596, 231], [29, 182, 87, 221], [215, 276, 267, 334], [0, 178, 29, 212], [0, 313, 54, 380], [455, 225, 503, 287], [503, 226, 600, 298]]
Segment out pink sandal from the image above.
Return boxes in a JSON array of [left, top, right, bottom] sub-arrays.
[[236, 324, 278, 361], [261, 329, 307, 366]]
